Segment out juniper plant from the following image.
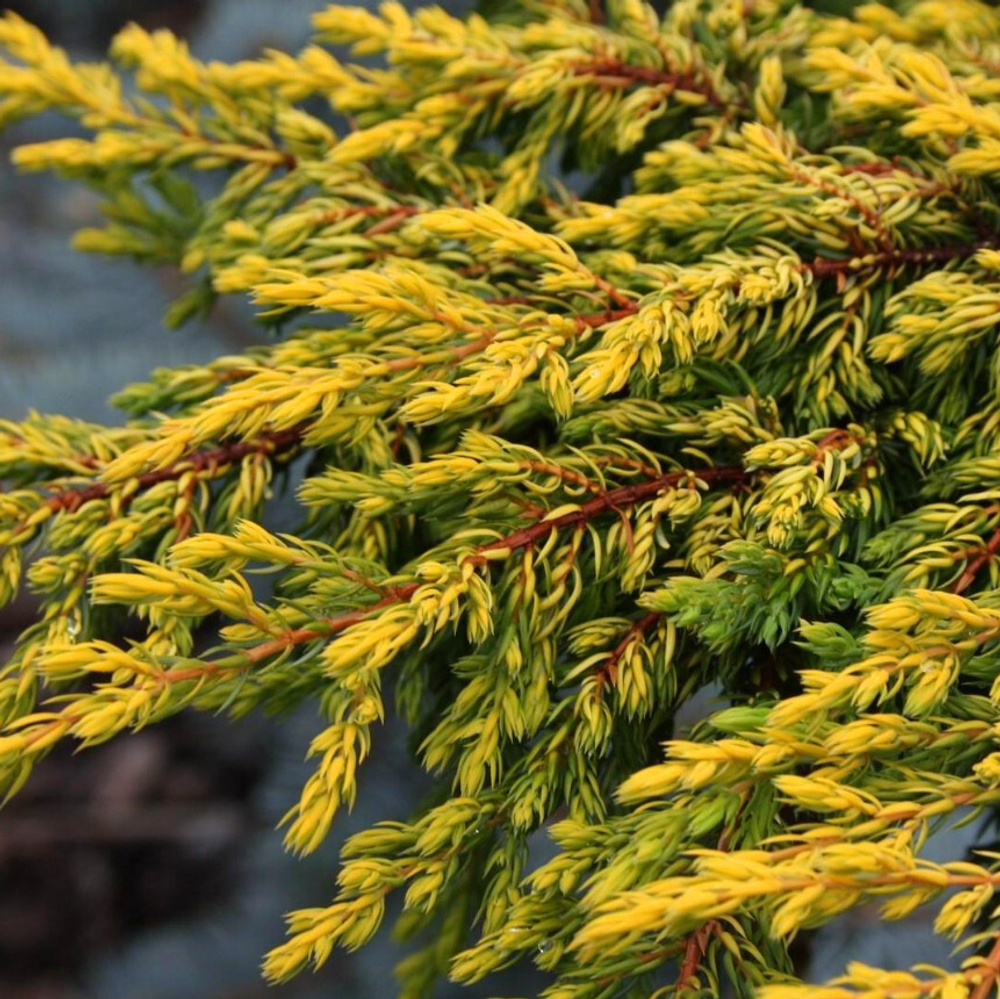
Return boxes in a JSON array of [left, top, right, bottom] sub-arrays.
[[5, 0, 1000, 995]]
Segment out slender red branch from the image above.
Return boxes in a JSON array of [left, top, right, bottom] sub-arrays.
[[238, 586, 420, 666], [364, 206, 422, 236], [790, 166, 892, 252], [390, 422, 407, 460], [379, 302, 635, 376], [317, 204, 418, 223], [572, 304, 638, 330], [574, 59, 727, 110], [467, 464, 747, 565], [16, 585, 426, 752], [674, 921, 718, 995], [596, 612, 660, 694], [44, 427, 304, 515], [840, 161, 904, 177], [228, 462, 748, 666], [34, 296, 638, 518], [672, 790, 750, 993], [593, 274, 635, 310], [954, 527, 1000, 595], [520, 460, 602, 494], [811, 428, 866, 466], [970, 932, 1000, 999], [804, 238, 1000, 280]]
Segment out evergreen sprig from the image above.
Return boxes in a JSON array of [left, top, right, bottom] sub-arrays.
[[4, 1, 1000, 996]]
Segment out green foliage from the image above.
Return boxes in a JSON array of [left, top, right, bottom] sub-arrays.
[[5, 1, 1000, 996]]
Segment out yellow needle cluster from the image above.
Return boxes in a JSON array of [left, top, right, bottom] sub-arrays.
[[5, 2, 1000, 997]]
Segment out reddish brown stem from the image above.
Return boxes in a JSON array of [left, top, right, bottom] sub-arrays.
[[970, 932, 1000, 999], [239, 586, 420, 666], [790, 166, 893, 252], [954, 527, 1000, 595], [379, 302, 635, 376], [840, 160, 904, 177], [811, 428, 865, 466], [390, 422, 407, 460], [674, 921, 718, 995], [804, 238, 1000, 280], [45, 427, 304, 515], [17, 586, 424, 751], [572, 304, 638, 330], [33, 295, 636, 518], [316, 204, 420, 229], [520, 460, 602, 494], [364, 206, 422, 236], [467, 464, 747, 565], [574, 59, 727, 109], [596, 612, 661, 693], [231, 462, 747, 665], [673, 791, 751, 993]]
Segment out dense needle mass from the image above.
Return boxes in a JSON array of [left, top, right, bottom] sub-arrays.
[[4, 2, 1000, 996]]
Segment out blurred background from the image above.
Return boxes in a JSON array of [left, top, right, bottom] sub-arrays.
[[0, 2, 978, 997]]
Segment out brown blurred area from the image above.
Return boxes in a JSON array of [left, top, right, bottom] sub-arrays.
[[0, 592, 266, 999]]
